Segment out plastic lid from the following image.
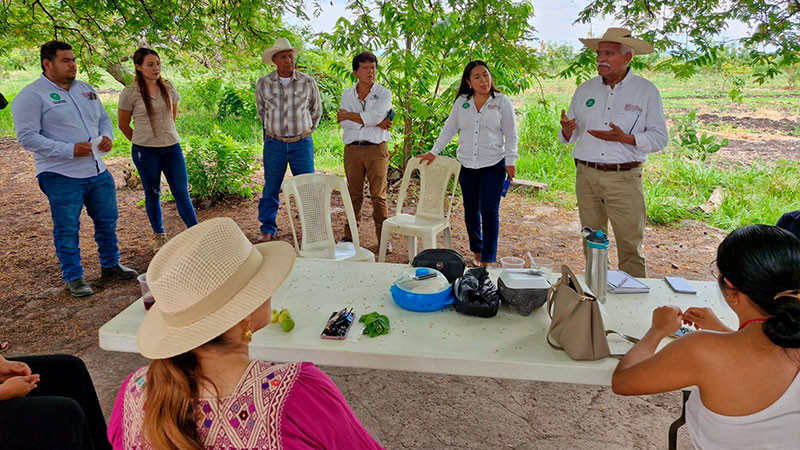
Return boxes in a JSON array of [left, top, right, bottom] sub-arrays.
[[395, 267, 450, 294], [586, 229, 609, 249], [498, 270, 551, 289]]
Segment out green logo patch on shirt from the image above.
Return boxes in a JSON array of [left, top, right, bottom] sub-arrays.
[[50, 93, 61, 101], [462, 102, 470, 109], [585, 98, 595, 107]]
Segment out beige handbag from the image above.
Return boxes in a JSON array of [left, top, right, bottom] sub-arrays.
[[546, 265, 637, 361]]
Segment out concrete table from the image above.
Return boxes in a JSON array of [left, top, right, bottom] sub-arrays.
[[100, 258, 734, 386]]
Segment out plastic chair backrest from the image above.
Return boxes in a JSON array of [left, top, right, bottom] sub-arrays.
[[283, 174, 361, 258], [395, 156, 461, 221]]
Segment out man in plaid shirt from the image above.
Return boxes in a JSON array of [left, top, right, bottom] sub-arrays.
[[255, 38, 322, 242]]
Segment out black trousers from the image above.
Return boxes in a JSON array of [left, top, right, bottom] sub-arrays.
[[0, 354, 110, 450]]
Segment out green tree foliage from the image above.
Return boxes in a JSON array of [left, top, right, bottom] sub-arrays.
[[573, 0, 800, 82], [318, 0, 542, 167], [0, 0, 305, 85]]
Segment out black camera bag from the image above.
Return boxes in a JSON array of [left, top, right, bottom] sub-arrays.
[[411, 249, 466, 284]]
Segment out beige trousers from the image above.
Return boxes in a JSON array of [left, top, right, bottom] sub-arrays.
[[343, 142, 389, 241], [575, 164, 647, 277]]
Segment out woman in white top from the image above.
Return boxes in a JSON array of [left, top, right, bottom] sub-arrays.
[[612, 224, 800, 450], [118, 48, 198, 253], [418, 61, 518, 266]]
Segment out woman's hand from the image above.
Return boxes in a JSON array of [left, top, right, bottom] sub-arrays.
[[683, 307, 732, 332], [0, 356, 31, 382], [505, 165, 515, 180], [651, 306, 683, 337], [417, 152, 436, 165], [0, 374, 39, 400]]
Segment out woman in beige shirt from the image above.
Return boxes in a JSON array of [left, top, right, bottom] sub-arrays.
[[118, 48, 197, 253]]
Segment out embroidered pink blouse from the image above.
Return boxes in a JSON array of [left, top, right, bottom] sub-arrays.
[[107, 361, 384, 449]]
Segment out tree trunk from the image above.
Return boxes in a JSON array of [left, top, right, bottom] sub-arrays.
[[401, 34, 413, 170], [105, 61, 133, 86]]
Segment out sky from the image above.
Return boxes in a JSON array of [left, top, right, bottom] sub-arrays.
[[289, 0, 752, 47]]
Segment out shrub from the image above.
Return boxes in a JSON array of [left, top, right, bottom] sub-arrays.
[[671, 110, 728, 162], [185, 129, 259, 202]]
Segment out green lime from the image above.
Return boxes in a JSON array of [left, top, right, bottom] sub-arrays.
[[281, 318, 295, 332]]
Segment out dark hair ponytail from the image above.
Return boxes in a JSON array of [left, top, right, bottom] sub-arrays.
[[132, 47, 172, 135], [716, 224, 800, 348], [454, 60, 499, 103], [763, 290, 800, 348]]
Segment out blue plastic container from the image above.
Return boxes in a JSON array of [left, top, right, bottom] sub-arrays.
[[390, 267, 455, 312]]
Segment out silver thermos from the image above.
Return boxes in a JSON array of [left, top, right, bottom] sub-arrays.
[[582, 227, 609, 303]]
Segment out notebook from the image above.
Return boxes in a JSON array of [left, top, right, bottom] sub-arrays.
[[607, 270, 650, 294]]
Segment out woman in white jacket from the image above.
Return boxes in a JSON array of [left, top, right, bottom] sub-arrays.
[[418, 61, 518, 266]]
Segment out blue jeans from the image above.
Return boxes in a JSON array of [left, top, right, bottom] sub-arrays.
[[258, 136, 315, 235], [458, 159, 506, 263], [37, 170, 120, 282], [131, 143, 198, 234]]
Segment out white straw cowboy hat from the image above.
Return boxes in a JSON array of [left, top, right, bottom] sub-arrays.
[[261, 37, 301, 65], [137, 217, 296, 359], [579, 27, 654, 55]]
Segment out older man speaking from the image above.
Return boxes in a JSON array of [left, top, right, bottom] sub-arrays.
[[559, 28, 668, 278]]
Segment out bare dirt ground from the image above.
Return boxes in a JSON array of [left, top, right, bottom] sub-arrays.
[[696, 113, 800, 163], [0, 136, 743, 449]]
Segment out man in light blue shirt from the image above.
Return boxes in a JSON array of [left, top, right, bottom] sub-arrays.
[[12, 41, 137, 297]]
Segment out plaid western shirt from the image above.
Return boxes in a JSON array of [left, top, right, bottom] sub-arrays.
[[255, 70, 322, 137]]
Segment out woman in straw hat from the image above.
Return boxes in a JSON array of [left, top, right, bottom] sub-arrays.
[[612, 225, 800, 450], [107, 218, 383, 449]]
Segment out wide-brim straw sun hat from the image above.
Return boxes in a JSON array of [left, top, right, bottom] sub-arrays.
[[261, 37, 301, 65], [579, 27, 654, 55], [137, 217, 296, 359]]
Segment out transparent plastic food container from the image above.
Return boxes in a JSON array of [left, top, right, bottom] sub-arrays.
[[390, 267, 454, 312]]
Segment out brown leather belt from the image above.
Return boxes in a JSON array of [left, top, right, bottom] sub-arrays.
[[347, 140, 381, 146], [264, 130, 312, 143], [575, 159, 642, 172]]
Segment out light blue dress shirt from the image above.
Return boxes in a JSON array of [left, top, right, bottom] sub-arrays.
[[12, 75, 113, 177]]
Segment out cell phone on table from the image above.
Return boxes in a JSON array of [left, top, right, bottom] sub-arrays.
[[672, 326, 695, 338], [321, 308, 355, 340], [664, 276, 697, 294]]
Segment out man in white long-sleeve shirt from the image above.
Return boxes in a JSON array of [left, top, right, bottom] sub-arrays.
[[559, 28, 668, 277], [337, 52, 393, 251]]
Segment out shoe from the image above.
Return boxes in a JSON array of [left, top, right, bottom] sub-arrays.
[[153, 233, 168, 253], [256, 233, 273, 243], [101, 264, 138, 280], [385, 241, 393, 254], [66, 278, 94, 297]]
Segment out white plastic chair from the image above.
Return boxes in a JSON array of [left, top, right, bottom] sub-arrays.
[[378, 155, 461, 262], [282, 174, 375, 262]]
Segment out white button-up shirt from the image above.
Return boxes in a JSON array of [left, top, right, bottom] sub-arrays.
[[431, 93, 518, 169], [559, 70, 668, 163], [12, 75, 113, 177], [339, 82, 392, 145]]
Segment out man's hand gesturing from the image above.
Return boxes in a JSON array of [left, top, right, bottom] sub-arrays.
[[560, 109, 577, 140]]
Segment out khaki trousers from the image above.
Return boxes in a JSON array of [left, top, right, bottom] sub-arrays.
[[575, 164, 647, 277], [343, 142, 389, 241]]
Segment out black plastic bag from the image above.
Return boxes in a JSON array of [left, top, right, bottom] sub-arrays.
[[452, 267, 500, 317]]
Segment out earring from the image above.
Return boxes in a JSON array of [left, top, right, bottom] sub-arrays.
[[242, 318, 253, 344], [725, 294, 739, 306]]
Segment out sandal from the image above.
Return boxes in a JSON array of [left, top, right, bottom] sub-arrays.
[[0, 339, 10, 353]]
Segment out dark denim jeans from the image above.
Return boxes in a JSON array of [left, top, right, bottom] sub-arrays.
[[131, 143, 198, 234], [258, 136, 315, 235], [37, 170, 120, 282], [458, 159, 506, 263]]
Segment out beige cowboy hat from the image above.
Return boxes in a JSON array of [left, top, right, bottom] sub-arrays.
[[261, 37, 301, 65], [137, 217, 296, 359], [579, 27, 654, 55]]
